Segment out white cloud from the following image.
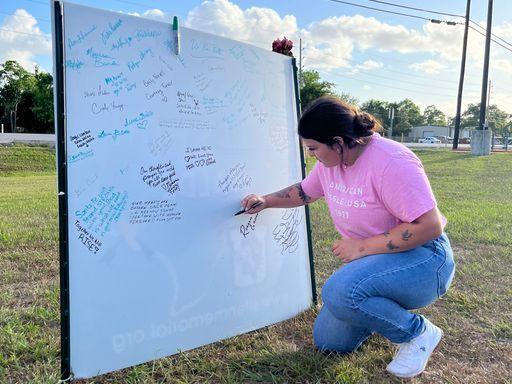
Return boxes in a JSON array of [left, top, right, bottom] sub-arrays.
[[4, 1, 511, 113], [357, 59, 383, 70], [301, 14, 510, 74], [409, 60, 446, 74], [494, 22, 512, 46], [346, 59, 383, 75], [0, 9, 51, 71], [492, 90, 512, 113], [127, 1, 512, 79], [185, 0, 298, 49], [493, 59, 512, 75], [128, 9, 170, 22], [301, 15, 454, 71]]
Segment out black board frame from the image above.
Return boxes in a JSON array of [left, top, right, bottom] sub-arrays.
[[53, 0, 72, 381]]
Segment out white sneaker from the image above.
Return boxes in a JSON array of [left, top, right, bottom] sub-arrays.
[[386, 317, 443, 378]]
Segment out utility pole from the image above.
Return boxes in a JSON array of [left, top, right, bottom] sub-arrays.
[[471, 0, 493, 155], [299, 37, 303, 88], [484, 79, 492, 128], [479, 0, 493, 131], [486, 79, 493, 149], [388, 107, 395, 138], [452, 0, 471, 150]]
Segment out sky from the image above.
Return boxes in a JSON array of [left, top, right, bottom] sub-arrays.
[[1, 0, 512, 118]]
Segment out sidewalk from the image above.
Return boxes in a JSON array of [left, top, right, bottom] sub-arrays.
[[0, 133, 56, 147]]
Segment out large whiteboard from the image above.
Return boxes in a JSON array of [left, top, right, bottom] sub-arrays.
[[57, 2, 313, 379]]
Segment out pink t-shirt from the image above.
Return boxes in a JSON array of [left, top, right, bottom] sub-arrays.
[[301, 133, 446, 239]]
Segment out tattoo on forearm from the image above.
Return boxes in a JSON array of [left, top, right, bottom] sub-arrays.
[[386, 240, 400, 251], [272, 186, 293, 199], [296, 183, 311, 203], [401, 230, 412, 241], [382, 231, 390, 237]]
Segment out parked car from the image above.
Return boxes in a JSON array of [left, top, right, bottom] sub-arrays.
[[437, 136, 453, 144], [418, 136, 441, 144]]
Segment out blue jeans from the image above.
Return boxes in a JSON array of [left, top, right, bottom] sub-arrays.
[[313, 233, 455, 352]]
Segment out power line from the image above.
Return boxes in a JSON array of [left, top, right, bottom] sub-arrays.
[[468, 25, 512, 55], [368, 64, 480, 89], [326, 0, 433, 21], [108, 0, 161, 9], [0, 27, 49, 37], [365, 0, 512, 50], [469, 20, 512, 49], [0, 14, 477, 91], [305, 56, 458, 91], [347, 69, 458, 91], [356, 49, 479, 86], [302, 48, 481, 89], [0, 13, 278, 45], [331, 0, 512, 51], [0, 11, 50, 23], [315, 68, 457, 98], [326, 0, 463, 24], [364, 0, 463, 18], [18, 0, 47, 5]]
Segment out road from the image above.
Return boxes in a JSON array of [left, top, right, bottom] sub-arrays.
[[0, 133, 55, 146], [403, 142, 471, 149]]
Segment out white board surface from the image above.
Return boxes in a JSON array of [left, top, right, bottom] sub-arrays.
[[59, 2, 313, 379]]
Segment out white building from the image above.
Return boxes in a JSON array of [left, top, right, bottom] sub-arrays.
[[409, 125, 472, 140]]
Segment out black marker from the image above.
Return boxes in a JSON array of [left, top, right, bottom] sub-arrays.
[[234, 201, 263, 216]]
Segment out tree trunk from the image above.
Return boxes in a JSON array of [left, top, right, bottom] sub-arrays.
[[13, 103, 18, 132], [10, 110, 15, 132]]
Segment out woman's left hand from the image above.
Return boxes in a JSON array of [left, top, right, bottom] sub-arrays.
[[332, 238, 367, 263]]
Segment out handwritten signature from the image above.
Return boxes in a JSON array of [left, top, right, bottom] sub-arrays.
[[240, 213, 259, 238], [272, 208, 302, 254]]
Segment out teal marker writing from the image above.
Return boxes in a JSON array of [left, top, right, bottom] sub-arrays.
[[173, 16, 180, 55]]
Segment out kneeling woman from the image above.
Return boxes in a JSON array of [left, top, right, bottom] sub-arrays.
[[241, 96, 455, 378]]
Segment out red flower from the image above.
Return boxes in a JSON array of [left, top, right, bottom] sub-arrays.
[[272, 37, 294, 57]]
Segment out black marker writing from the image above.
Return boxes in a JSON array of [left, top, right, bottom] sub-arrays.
[[272, 208, 302, 254]]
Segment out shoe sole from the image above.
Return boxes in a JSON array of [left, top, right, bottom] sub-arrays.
[[387, 327, 444, 378]]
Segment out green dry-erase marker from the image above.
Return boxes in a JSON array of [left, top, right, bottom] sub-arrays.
[[173, 16, 180, 55]]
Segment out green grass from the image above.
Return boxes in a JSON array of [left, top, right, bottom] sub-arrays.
[[1, 145, 511, 383], [0, 144, 56, 176]]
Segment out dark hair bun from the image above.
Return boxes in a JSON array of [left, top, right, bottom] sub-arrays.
[[354, 112, 376, 135], [298, 96, 382, 147]]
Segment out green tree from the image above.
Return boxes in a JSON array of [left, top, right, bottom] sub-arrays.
[[460, 103, 511, 136], [360, 99, 390, 131], [0, 60, 35, 132], [393, 116, 412, 136], [396, 99, 422, 133], [487, 105, 511, 136], [360, 98, 424, 136], [398, 99, 423, 126], [299, 70, 357, 110], [460, 103, 480, 129], [335, 91, 359, 106], [299, 70, 335, 110], [31, 67, 54, 132], [423, 105, 447, 126], [0, 61, 54, 133]]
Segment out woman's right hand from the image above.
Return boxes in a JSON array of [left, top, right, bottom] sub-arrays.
[[240, 194, 268, 214]]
